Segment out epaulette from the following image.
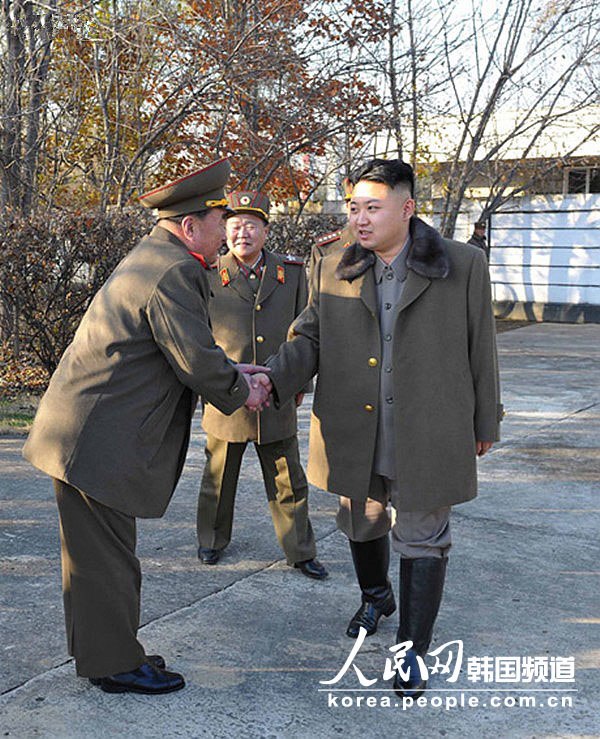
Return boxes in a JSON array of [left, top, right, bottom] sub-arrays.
[[283, 254, 305, 266], [315, 230, 342, 247]]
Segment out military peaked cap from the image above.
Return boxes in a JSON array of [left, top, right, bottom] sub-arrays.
[[139, 158, 231, 218], [227, 190, 270, 222]]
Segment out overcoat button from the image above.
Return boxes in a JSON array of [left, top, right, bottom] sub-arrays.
[[256, 335, 264, 343], [368, 357, 378, 367], [255, 304, 262, 311], [364, 404, 374, 412]]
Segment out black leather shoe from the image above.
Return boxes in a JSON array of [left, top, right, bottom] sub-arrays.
[[89, 655, 166, 686], [294, 558, 328, 580], [95, 662, 185, 694], [346, 591, 397, 638], [393, 649, 427, 698], [198, 547, 220, 565]]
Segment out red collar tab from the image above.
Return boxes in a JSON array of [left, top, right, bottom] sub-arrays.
[[220, 267, 231, 286], [187, 250, 209, 269], [237, 252, 265, 280]]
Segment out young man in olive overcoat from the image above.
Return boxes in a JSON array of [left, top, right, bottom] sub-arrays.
[[266, 159, 502, 697]]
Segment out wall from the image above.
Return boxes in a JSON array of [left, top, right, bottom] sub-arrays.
[[488, 194, 600, 321]]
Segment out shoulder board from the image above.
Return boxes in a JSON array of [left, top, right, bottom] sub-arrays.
[[283, 254, 304, 266], [315, 230, 342, 247]]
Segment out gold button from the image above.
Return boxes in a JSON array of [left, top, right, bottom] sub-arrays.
[[256, 335, 264, 343], [368, 357, 378, 367], [255, 304, 262, 311], [364, 404, 374, 412]]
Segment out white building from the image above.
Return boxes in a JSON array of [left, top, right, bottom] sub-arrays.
[[319, 108, 600, 322]]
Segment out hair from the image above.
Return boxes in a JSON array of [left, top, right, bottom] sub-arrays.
[[349, 158, 415, 198]]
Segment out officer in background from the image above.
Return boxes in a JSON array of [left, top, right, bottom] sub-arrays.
[[467, 220, 490, 261], [308, 176, 354, 277], [309, 225, 353, 278], [196, 190, 328, 580]]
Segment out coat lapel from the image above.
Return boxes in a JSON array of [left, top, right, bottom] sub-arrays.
[[356, 265, 429, 323], [393, 271, 431, 324], [349, 268, 377, 317], [360, 270, 378, 317], [220, 253, 255, 303], [255, 251, 279, 305], [332, 255, 376, 318]]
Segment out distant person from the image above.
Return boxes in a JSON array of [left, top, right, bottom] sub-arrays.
[[23, 160, 271, 695], [308, 177, 354, 278], [468, 220, 490, 261], [197, 190, 327, 580], [309, 225, 353, 279]]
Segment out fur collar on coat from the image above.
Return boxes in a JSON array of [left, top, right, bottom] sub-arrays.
[[335, 216, 450, 282]]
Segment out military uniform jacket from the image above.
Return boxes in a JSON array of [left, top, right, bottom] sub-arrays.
[[267, 217, 503, 512], [308, 225, 353, 279], [202, 250, 310, 444], [23, 226, 249, 518]]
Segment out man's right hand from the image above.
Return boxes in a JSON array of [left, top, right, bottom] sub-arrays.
[[476, 441, 494, 457], [236, 363, 271, 375], [241, 371, 272, 411]]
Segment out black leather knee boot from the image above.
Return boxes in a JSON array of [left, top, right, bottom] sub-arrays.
[[346, 536, 396, 638], [393, 557, 447, 698]]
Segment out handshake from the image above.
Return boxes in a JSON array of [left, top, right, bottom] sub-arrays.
[[237, 364, 273, 412]]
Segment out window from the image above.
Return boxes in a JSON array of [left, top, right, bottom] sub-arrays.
[[568, 169, 587, 193], [566, 167, 600, 194]]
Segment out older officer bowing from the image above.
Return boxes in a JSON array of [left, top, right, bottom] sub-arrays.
[[267, 159, 502, 698], [197, 190, 327, 580], [23, 160, 271, 695]]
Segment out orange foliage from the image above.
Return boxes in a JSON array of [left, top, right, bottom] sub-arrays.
[[43, 0, 384, 208]]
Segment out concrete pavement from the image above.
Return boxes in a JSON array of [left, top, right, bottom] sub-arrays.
[[0, 323, 598, 737]]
